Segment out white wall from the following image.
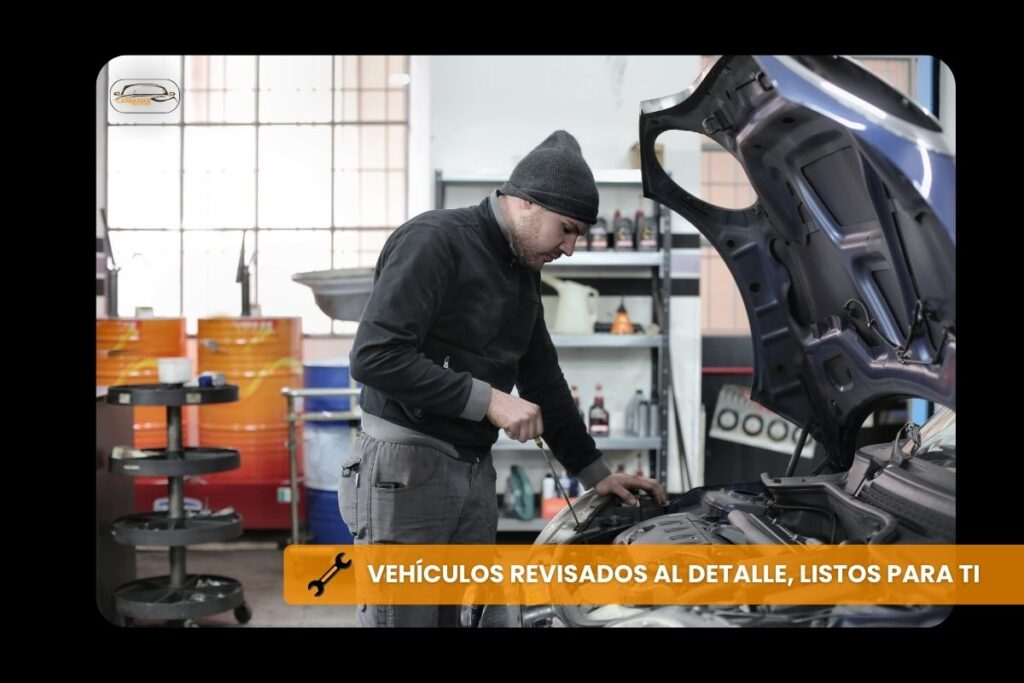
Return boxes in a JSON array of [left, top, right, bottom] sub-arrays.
[[429, 56, 706, 493], [431, 56, 700, 184], [408, 55, 433, 219]]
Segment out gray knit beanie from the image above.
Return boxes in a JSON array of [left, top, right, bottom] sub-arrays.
[[500, 130, 599, 225]]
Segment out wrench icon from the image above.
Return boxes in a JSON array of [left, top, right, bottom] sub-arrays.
[[307, 552, 352, 597]]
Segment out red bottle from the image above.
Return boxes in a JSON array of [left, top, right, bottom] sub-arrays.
[[588, 384, 610, 436]]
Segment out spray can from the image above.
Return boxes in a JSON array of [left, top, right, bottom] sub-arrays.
[[625, 389, 644, 435], [636, 399, 650, 437]]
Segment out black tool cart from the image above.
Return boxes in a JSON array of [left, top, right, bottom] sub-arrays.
[[106, 383, 251, 627]]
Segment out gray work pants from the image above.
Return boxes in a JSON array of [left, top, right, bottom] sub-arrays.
[[338, 429, 497, 627]]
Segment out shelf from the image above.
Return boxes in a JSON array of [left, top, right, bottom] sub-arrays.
[[111, 511, 244, 546], [105, 382, 249, 626], [547, 252, 662, 268], [497, 518, 549, 532], [441, 169, 643, 185], [106, 383, 239, 407], [494, 436, 661, 451], [109, 446, 240, 477], [296, 411, 362, 423], [114, 574, 245, 620], [552, 334, 663, 348]]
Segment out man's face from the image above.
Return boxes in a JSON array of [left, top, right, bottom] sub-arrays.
[[510, 204, 590, 271]]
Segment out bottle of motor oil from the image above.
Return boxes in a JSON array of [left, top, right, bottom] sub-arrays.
[[637, 214, 659, 251], [542, 473, 556, 500], [503, 476, 518, 517], [571, 384, 585, 421], [589, 217, 609, 251], [568, 476, 580, 497], [625, 389, 644, 435], [510, 465, 536, 520], [614, 213, 635, 251], [560, 470, 572, 494], [636, 399, 650, 437], [588, 383, 610, 436], [575, 226, 590, 252]]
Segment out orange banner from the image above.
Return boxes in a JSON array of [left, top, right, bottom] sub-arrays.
[[283, 545, 1024, 605]]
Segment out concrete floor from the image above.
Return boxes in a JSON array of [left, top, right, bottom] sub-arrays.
[[122, 529, 539, 628], [133, 540, 357, 627]]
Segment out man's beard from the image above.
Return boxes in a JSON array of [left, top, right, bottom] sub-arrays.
[[511, 210, 544, 271]]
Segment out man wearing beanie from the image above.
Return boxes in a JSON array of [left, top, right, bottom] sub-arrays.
[[346, 130, 666, 627]]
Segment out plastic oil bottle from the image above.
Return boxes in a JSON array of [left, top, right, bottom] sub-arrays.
[[589, 217, 609, 251], [588, 383, 610, 436], [614, 211, 635, 251], [571, 384, 584, 420], [625, 389, 644, 435]]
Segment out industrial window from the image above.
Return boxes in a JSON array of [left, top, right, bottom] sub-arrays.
[[104, 55, 410, 335], [697, 55, 919, 336]]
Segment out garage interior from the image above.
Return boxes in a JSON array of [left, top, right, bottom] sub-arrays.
[[96, 55, 956, 628]]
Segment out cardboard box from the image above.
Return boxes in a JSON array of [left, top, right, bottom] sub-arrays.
[[631, 142, 665, 169]]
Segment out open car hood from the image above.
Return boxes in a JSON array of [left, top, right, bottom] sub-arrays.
[[639, 56, 955, 466]]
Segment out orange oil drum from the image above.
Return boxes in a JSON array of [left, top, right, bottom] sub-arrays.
[[96, 317, 188, 449], [197, 317, 303, 482]]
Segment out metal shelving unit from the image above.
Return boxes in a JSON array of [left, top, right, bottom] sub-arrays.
[[551, 334, 663, 348], [281, 385, 363, 546], [436, 170, 672, 534], [543, 252, 663, 268], [494, 435, 662, 451], [105, 383, 251, 627]]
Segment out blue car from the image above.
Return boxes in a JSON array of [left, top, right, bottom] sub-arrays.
[[471, 56, 956, 628]]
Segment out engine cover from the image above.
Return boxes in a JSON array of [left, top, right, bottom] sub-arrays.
[[612, 513, 732, 545]]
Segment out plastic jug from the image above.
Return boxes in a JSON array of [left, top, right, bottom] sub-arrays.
[[541, 273, 599, 334]]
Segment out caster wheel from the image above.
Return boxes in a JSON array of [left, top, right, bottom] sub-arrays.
[[234, 603, 253, 624]]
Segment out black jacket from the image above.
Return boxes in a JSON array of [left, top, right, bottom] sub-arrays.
[[350, 197, 606, 480]]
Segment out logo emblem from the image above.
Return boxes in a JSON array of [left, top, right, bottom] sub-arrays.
[[110, 79, 180, 114]]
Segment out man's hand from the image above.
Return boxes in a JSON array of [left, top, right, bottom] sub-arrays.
[[594, 472, 667, 506], [486, 388, 543, 442]]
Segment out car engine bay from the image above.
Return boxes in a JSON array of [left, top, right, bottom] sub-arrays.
[[472, 424, 955, 627]]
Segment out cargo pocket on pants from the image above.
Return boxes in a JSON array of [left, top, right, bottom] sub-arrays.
[[338, 436, 367, 538], [369, 445, 448, 544]]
